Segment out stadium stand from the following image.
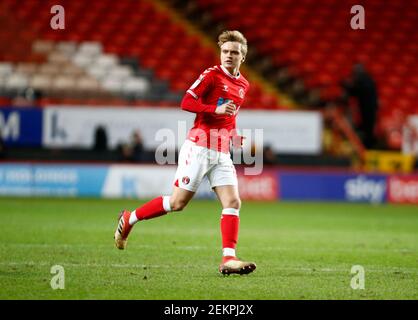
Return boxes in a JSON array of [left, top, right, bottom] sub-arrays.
[[0, 0, 283, 109], [181, 0, 418, 149], [0, 0, 417, 161]]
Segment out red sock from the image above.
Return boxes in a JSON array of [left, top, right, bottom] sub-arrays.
[[221, 209, 240, 251], [134, 196, 168, 221]]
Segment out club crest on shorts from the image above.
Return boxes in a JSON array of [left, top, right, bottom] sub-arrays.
[[182, 176, 190, 185]]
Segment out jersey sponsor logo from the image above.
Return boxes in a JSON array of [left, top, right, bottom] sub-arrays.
[[216, 97, 232, 107], [182, 176, 190, 185]]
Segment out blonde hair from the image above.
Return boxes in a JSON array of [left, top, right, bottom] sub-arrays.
[[218, 30, 248, 58]]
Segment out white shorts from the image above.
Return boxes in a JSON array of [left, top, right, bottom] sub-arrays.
[[174, 140, 238, 192]]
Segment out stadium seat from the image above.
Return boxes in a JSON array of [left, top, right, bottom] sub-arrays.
[[122, 77, 150, 97], [32, 40, 55, 55], [0, 63, 13, 78], [78, 42, 103, 58], [30, 74, 52, 91], [102, 77, 123, 94], [6, 73, 29, 90], [86, 64, 108, 81], [38, 63, 61, 76]]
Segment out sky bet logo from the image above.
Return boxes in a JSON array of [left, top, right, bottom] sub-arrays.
[[344, 175, 386, 204]]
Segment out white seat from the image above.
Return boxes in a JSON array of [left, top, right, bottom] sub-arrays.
[[107, 65, 133, 80], [78, 41, 102, 58], [62, 64, 84, 76], [52, 75, 76, 90], [48, 51, 69, 64], [0, 62, 13, 77], [94, 54, 118, 70], [15, 63, 38, 75], [39, 63, 61, 76], [56, 41, 77, 57], [102, 77, 123, 93], [122, 77, 150, 95], [0, 77, 7, 89], [76, 76, 100, 91], [86, 64, 108, 80], [30, 74, 52, 90], [72, 53, 93, 68], [6, 73, 29, 89]]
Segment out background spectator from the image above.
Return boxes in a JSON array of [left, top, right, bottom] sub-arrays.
[[341, 63, 379, 149], [93, 126, 108, 151]]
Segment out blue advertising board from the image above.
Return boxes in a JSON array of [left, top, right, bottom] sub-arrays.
[[0, 163, 391, 203], [0, 107, 43, 146], [0, 164, 108, 197], [279, 171, 388, 203]]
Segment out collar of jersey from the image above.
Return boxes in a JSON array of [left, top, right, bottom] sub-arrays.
[[220, 65, 240, 80]]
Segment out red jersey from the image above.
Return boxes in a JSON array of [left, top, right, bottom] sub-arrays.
[[183, 65, 250, 153]]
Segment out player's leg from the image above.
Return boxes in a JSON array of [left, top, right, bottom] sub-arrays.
[[213, 184, 241, 257], [114, 194, 171, 250], [213, 185, 256, 275], [114, 140, 205, 249], [114, 187, 195, 250], [169, 186, 195, 211], [209, 158, 256, 275]]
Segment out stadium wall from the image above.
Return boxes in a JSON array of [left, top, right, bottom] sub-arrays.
[[0, 106, 322, 154], [1, 163, 417, 204]]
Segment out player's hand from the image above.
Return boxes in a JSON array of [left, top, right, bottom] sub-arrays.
[[215, 101, 236, 116]]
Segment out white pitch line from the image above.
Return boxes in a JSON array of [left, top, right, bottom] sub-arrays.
[[1, 243, 416, 254], [0, 261, 417, 274], [0, 261, 164, 269]]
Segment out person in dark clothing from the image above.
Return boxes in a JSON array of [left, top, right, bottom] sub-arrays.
[[0, 135, 5, 159], [341, 63, 379, 149], [93, 126, 108, 151], [131, 130, 144, 162], [263, 145, 277, 165], [117, 130, 145, 162]]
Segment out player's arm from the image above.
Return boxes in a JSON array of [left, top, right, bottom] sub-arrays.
[[181, 94, 236, 115], [181, 68, 236, 115], [180, 93, 216, 113]]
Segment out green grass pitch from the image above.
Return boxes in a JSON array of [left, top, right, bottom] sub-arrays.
[[0, 197, 417, 300]]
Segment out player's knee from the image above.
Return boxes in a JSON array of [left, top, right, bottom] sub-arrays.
[[170, 199, 188, 212], [225, 198, 241, 210]]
